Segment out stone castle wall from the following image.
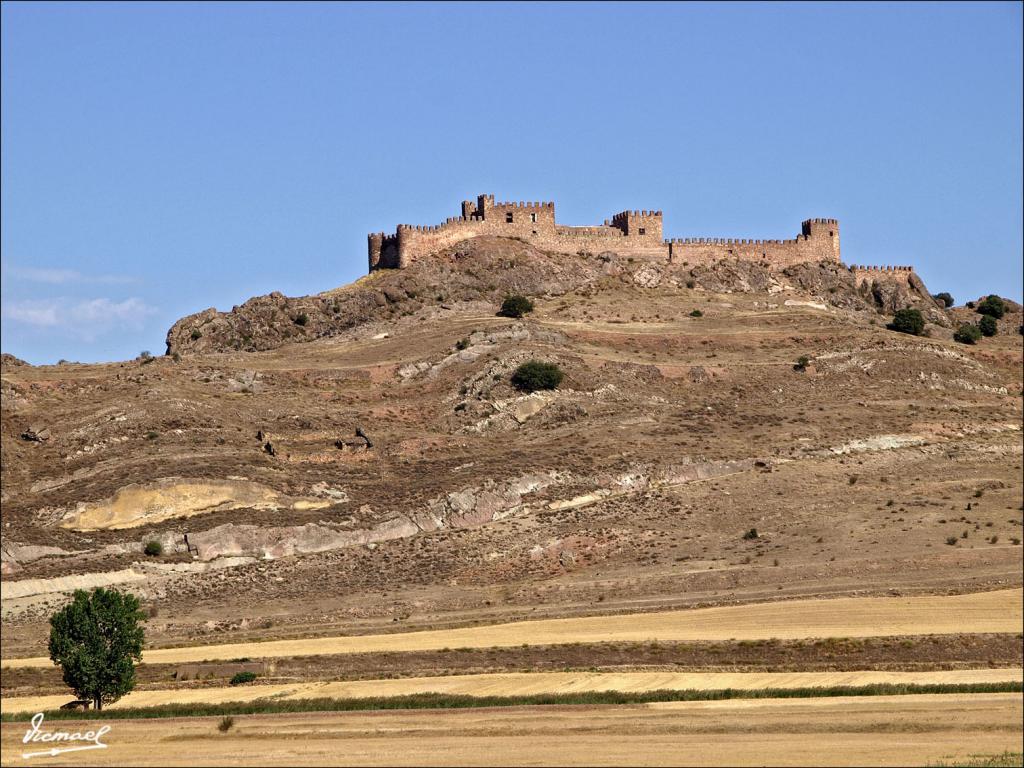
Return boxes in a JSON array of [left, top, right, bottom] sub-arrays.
[[368, 194, 841, 272], [849, 264, 915, 287]]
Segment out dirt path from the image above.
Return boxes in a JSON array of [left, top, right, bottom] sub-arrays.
[[2, 693, 1020, 766], [5, 588, 1020, 669], [3, 668, 1020, 715]]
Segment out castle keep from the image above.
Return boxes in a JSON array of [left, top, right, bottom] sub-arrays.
[[368, 194, 842, 272]]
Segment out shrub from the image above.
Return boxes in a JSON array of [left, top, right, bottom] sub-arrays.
[[498, 295, 534, 318], [293, 313, 309, 326], [889, 308, 925, 336], [793, 356, 810, 372], [145, 431, 159, 440], [685, 280, 696, 289], [511, 361, 563, 392], [742, 528, 759, 540], [229, 671, 257, 686], [953, 324, 982, 345], [455, 338, 470, 351], [143, 541, 163, 557], [190, 329, 202, 340], [689, 309, 703, 318], [975, 295, 1006, 319], [945, 536, 958, 546], [979, 315, 998, 337], [217, 716, 235, 732], [932, 292, 954, 308]]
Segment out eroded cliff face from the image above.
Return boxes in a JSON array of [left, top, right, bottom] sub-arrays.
[[165, 236, 943, 356]]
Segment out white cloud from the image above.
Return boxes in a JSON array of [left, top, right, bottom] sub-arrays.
[[1, 297, 158, 340], [3, 264, 138, 285], [3, 301, 60, 327]]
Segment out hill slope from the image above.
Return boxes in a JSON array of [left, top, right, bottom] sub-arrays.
[[2, 239, 1021, 659]]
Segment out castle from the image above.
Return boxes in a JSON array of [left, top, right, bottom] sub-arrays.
[[368, 194, 845, 272]]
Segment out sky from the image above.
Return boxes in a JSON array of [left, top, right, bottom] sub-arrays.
[[2, 1, 1021, 365]]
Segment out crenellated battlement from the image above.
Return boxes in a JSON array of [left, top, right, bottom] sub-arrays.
[[368, 193, 844, 272], [849, 264, 913, 272], [849, 264, 916, 288]]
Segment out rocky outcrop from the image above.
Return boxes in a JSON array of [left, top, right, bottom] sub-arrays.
[[59, 478, 332, 531], [0, 353, 30, 370], [166, 238, 605, 356], [166, 235, 947, 356]]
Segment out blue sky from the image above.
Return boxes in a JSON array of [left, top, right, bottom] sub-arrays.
[[2, 1, 1021, 365]]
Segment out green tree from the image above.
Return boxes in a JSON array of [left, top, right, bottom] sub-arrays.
[[979, 315, 998, 337], [889, 308, 925, 336], [498, 295, 534, 318], [932, 292, 954, 308], [48, 588, 146, 710], [953, 324, 982, 345], [975, 295, 1006, 319], [511, 361, 563, 392]]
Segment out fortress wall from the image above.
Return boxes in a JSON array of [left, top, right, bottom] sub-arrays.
[[667, 220, 840, 268], [370, 196, 840, 272], [669, 236, 829, 267], [849, 265, 914, 287]]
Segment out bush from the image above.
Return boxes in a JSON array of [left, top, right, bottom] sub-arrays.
[[889, 308, 925, 336], [932, 292, 954, 308], [979, 315, 998, 337], [511, 361, 563, 392], [793, 356, 810, 372], [229, 671, 257, 686], [945, 536, 958, 546], [498, 295, 534, 318], [455, 338, 470, 350], [975, 295, 1006, 319], [953, 324, 982, 345], [689, 309, 703, 318], [217, 716, 235, 732], [143, 541, 163, 557], [742, 528, 759, 540], [190, 329, 202, 340], [293, 313, 309, 326]]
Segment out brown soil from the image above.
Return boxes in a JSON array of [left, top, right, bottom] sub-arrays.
[[2, 694, 1021, 767]]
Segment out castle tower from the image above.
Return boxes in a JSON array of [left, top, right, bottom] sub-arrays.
[[610, 210, 663, 239], [800, 218, 841, 262], [368, 232, 383, 271]]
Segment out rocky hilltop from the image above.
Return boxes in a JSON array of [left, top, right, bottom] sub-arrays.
[[166, 237, 947, 356], [3, 234, 1021, 661]]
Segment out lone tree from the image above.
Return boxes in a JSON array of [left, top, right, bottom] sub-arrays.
[[48, 587, 145, 710], [889, 308, 925, 336], [498, 295, 534, 318], [932, 292, 955, 308]]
